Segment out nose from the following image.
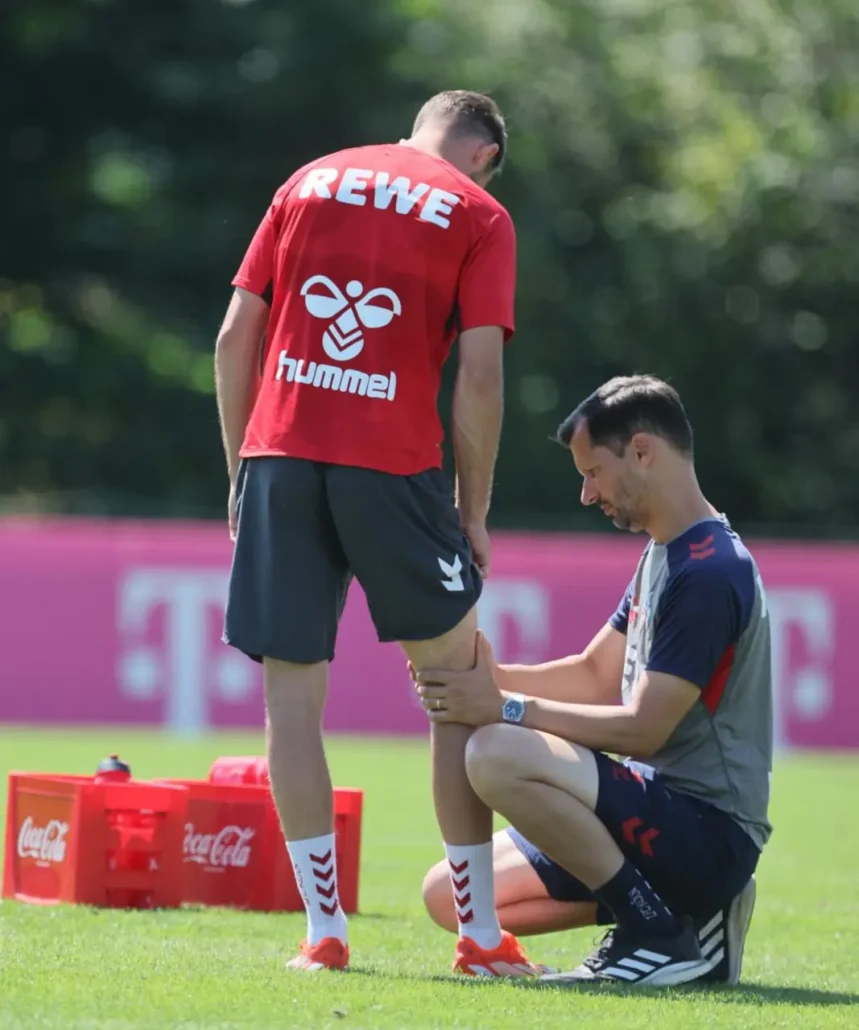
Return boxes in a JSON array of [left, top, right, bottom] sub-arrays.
[[581, 480, 599, 506]]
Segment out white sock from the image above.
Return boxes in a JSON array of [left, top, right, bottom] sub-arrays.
[[286, 833, 348, 946], [445, 842, 502, 949]]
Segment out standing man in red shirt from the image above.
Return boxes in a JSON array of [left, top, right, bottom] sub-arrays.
[[215, 91, 541, 976]]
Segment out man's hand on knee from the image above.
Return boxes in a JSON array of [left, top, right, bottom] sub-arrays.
[[414, 633, 504, 726]]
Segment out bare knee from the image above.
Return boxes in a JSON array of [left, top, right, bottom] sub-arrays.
[[465, 724, 524, 803], [400, 607, 479, 673], [467, 726, 601, 812], [422, 860, 457, 932]]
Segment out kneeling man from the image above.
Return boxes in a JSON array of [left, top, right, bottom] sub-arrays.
[[417, 376, 772, 986]]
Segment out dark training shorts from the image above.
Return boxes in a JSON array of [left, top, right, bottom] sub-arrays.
[[508, 751, 761, 925], [223, 456, 483, 663]]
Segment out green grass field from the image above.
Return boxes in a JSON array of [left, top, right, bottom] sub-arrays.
[[0, 727, 857, 1029]]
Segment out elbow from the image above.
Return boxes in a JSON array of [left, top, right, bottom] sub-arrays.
[[214, 329, 232, 360], [624, 717, 669, 759], [215, 328, 241, 356], [216, 323, 261, 359], [628, 737, 659, 760], [455, 364, 503, 399]]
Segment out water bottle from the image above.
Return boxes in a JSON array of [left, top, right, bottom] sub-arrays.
[[94, 754, 132, 783]]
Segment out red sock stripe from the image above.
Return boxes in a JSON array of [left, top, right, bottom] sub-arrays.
[[449, 858, 475, 926], [309, 849, 339, 915]]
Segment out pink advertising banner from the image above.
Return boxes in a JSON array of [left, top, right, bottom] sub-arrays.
[[0, 517, 857, 748]]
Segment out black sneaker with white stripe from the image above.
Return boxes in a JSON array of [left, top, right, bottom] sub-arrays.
[[542, 917, 709, 987], [697, 876, 757, 984]]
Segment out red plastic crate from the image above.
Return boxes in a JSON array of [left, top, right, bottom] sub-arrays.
[[3, 773, 186, 909], [206, 756, 363, 914], [153, 778, 280, 911]]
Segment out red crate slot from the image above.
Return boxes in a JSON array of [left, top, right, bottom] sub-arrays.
[[3, 774, 186, 909]]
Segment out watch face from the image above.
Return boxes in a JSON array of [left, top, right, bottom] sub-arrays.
[[503, 697, 523, 723]]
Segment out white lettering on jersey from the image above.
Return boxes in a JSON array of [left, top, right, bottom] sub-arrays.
[[374, 173, 430, 214], [420, 188, 460, 229], [298, 168, 339, 199], [276, 356, 396, 401], [296, 167, 460, 228], [335, 167, 374, 206]]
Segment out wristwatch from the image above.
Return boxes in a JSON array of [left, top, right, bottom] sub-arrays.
[[501, 693, 527, 725]]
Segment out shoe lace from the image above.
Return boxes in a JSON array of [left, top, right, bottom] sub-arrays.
[[583, 928, 617, 972]]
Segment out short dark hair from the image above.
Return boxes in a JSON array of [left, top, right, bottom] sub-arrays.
[[413, 90, 508, 172], [555, 375, 694, 457]]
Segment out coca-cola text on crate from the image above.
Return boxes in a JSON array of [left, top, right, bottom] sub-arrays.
[[154, 778, 276, 910], [4, 776, 78, 903], [184, 823, 255, 869], [17, 815, 70, 865]]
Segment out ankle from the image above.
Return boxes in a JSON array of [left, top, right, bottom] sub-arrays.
[[286, 832, 348, 945], [444, 842, 502, 949]]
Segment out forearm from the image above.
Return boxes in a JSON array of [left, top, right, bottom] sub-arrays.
[[496, 655, 620, 705], [451, 367, 503, 524], [514, 697, 655, 757], [215, 332, 257, 481]]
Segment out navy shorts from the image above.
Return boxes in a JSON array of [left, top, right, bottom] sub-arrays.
[[223, 456, 482, 663], [509, 752, 761, 924]]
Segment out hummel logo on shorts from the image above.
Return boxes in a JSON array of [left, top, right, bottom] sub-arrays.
[[439, 555, 464, 592]]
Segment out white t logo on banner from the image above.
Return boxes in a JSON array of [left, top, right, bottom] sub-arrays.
[[117, 568, 258, 732]]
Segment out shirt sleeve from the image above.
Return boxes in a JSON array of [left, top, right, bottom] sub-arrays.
[[645, 565, 742, 689], [231, 186, 287, 302], [609, 577, 634, 634], [457, 209, 517, 341]]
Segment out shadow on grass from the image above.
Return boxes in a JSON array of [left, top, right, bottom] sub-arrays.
[[349, 969, 858, 1007], [520, 979, 858, 1007]]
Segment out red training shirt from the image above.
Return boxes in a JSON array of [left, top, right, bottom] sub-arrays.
[[232, 143, 516, 476]]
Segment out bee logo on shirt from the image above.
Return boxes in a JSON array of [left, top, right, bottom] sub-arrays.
[[301, 275, 402, 363]]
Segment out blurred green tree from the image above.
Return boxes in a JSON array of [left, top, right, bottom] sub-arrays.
[[2, 0, 858, 532]]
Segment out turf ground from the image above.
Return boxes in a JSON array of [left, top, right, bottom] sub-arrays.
[[0, 727, 857, 1029]]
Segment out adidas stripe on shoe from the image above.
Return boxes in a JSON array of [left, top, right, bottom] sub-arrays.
[[698, 876, 757, 985], [541, 918, 709, 987]]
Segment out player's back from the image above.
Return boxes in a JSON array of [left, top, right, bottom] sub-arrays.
[[234, 143, 516, 476]]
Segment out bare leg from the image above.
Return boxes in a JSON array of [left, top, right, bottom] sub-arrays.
[[265, 657, 348, 958], [402, 608, 520, 959], [465, 726, 623, 886], [465, 725, 687, 945], [265, 658, 332, 839], [401, 608, 490, 846]]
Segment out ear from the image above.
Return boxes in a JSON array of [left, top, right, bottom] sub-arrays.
[[630, 432, 656, 468], [472, 140, 499, 174]]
